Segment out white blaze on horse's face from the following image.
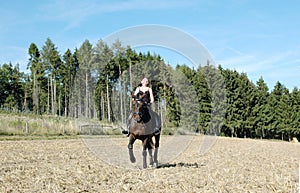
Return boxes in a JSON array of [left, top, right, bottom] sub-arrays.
[[133, 100, 143, 122]]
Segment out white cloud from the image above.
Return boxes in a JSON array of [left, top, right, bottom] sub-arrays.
[[216, 46, 300, 89], [218, 46, 300, 70], [38, 0, 198, 30]]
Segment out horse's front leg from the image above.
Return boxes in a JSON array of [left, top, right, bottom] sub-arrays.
[[148, 148, 154, 167], [142, 139, 148, 169], [128, 135, 136, 163]]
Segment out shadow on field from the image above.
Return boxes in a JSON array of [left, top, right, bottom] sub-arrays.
[[156, 162, 205, 169]]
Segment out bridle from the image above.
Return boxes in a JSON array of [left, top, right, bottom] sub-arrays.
[[132, 94, 147, 123]]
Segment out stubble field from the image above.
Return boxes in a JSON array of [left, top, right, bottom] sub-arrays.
[[0, 135, 299, 192]]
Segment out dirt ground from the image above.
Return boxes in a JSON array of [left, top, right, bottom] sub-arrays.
[[0, 135, 299, 193]]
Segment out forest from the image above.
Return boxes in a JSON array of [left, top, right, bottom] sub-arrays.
[[0, 38, 299, 141]]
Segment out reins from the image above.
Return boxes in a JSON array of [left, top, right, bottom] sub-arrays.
[[132, 93, 147, 122]]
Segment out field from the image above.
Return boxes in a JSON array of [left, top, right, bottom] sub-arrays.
[[0, 135, 299, 193]]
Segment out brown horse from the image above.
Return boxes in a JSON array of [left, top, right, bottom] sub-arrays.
[[127, 94, 161, 168]]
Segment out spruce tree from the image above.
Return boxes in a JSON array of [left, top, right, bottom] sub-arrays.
[[253, 77, 269, 138], [267, 81, 285, 138], [290, 87, 300, 139]]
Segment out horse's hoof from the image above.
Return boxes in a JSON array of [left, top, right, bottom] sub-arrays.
[[130, 156, 136, 163], [149, 159, 154, 166]]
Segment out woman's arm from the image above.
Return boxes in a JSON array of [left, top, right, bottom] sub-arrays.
[[133, 87, 139, 96]]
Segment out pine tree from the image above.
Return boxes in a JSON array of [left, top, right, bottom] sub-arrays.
[[28, 43, 45, 114], [61, 49, 78, 117], [41, 38, 61, 115], [76, 40, 94, 118], [93, 39, 114, 121], [111, 40, 128, 124]]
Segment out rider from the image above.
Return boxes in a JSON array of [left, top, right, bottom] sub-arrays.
[[123, 78, 161, 136]]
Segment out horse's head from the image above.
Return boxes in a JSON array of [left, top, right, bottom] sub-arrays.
[[132, 94, 148, 122]]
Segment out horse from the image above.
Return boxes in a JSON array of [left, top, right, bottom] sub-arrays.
[[127, 94, 161, 168]]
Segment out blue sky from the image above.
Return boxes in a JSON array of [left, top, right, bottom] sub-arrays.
[[1, 0, 300, 91]]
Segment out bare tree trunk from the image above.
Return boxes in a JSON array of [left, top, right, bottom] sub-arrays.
[[119, 64, 124, 124], [101, 92, 105, 120], [47, 77, 50, 114], [85, 71, 89, 118], [54, 78, 57, 115], [77, 79, 81, 118], [23, 85, 27, 111], [74, 80, 78, 118], [123, 78, 127, 124], [163, 84, 167, 127], [51, 74, 54, 115], [89, 89, 92, 118], [58, 89, 61, 116], [129, 60, 132, 111], [106, 74, 111, 122], [161, 99, 164, 128], [64, 85, 67, 117], [68, 80, 73, 117], [33, 72, 37, 113]]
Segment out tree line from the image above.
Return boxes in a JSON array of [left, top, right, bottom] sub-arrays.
[[0, 38, 299, 141]]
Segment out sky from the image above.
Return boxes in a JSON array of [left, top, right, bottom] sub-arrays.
[[1, 0, 300, 91]]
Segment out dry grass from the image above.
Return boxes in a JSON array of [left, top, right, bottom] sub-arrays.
[[0, 113, 78, 136], [0, 136, 299, 192]]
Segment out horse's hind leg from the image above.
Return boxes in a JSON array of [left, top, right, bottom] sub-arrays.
[[147, 137, 154, 167], [154, 133, 160, 167], [154, 148, 158, 167], [142, 149, 147, 169]]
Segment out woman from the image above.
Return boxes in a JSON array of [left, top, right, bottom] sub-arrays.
[[134, 77, 154, 105], [123, 78, 160, 136]]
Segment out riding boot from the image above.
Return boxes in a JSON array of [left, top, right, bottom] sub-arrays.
[[153, 114, 161, 135], [126, 123, 130, 137], [123, 112, 133, 137]]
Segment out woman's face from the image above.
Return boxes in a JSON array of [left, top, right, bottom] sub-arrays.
[[141, 78, 148, 85]]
